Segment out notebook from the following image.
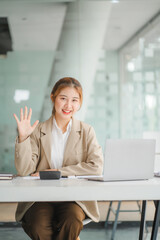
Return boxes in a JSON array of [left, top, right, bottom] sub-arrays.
[[86, 139, 156, 182]]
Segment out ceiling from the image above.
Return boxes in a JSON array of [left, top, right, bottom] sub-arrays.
[[103, 0, 160, 50], [0, 0, 160, 52]]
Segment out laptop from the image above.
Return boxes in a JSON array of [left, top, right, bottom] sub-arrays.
[[86, 139, 156, 182]]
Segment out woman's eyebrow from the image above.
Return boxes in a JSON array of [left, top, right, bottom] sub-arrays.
[[73, 97, 79, 99], [59, 94, 79, 99], [59, 94, 67, 97]]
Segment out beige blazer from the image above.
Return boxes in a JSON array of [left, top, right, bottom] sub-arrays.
[[15, 116, 103, 222]]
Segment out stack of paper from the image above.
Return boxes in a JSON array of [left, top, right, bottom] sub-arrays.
[[0, 173, 14, 180]]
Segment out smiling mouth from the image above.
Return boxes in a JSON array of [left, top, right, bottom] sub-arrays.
[[62, 110, 72, 115]]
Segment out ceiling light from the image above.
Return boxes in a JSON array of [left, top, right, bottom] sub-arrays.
[[111, 0, 119, 3], [14, 89, 30, 103]]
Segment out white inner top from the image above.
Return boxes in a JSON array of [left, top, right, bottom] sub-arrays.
[[51, 117, 72, 169]]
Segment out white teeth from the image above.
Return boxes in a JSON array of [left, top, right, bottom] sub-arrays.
[[63, 110, 71, 113]]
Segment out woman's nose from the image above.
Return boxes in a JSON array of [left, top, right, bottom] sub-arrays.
[[65, 100, 72, 108]]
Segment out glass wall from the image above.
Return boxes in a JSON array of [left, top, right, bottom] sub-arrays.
[[85, 50, 119, 150], [119, 14, 160, 138]]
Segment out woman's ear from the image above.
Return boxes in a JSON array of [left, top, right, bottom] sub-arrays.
[[50, 94, 54, 102]]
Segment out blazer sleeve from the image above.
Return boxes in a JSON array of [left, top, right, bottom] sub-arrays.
[[15, 126, 40, 176], [59, 126, 104, 176]]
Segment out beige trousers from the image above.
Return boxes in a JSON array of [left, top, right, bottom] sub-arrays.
[[22, 202, 86, 240]]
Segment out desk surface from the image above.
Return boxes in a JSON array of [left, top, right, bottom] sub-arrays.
[[0, 177, 160, 202]]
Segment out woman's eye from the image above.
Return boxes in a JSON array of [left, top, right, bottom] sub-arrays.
[[73, 99, 77, 102]]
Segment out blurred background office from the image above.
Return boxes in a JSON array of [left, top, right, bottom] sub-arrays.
[[1, 1, 160, 239], [0, 0, 160, 174]]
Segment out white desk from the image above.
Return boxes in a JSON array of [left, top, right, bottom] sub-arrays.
[[0, 177, 160, 202], [0, 177, 160, 240]]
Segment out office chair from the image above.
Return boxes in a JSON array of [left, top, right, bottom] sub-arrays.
[[83, 218, 92, 225], [104, 201, 148, 240], [77, 218, 92, 240]]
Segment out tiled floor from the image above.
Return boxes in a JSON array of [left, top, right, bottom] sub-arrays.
[[1, 202, 159, 239], [0, 222, 160, 240]]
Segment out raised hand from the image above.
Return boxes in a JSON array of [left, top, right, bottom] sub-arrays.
[[13, 106, 39, 143]]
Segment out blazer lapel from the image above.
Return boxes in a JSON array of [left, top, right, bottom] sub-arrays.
[[63, 117, 81, 166], [40, 116, 53, 168]]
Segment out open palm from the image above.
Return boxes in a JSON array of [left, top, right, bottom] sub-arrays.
[[13, 106, 39, 142]]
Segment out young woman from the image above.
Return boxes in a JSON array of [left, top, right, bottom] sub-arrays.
[[14, 77, 103, 240]]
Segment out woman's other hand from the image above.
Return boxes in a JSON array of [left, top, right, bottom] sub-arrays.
[[31, 172, 39, 177], [13, 106, 39, 143], [44, 169, 58, 172]]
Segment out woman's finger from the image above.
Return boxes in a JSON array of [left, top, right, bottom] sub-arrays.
[[20, 108, 23, 121], [13, 113, 20, 124], [27, 108, 32, 121], [31, 172, 39, 177], [32, 120, 39, 130], [45, 169, 58, 171], [24, 106, 28, 119]]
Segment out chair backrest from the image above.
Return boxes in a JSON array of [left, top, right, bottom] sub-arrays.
[[83, 218, 92, 225]]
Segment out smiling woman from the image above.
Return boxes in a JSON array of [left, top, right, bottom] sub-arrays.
[[50, 77, 83, 132], [50, 77, 83, 115], [13, 77, 103, 240]]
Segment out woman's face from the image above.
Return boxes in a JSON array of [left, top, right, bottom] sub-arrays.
[[53, 87, 80, 121]]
